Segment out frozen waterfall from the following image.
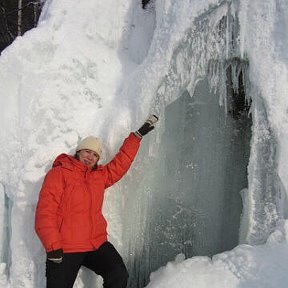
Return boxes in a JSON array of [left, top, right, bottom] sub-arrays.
[[124, 76, 252, 286], [0, 0, 288, 287]]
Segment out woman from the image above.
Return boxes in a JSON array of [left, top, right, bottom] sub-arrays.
[[35, 115, 158, 288]]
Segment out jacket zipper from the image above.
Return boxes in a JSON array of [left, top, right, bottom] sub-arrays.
[[84, 170, 94, 245]]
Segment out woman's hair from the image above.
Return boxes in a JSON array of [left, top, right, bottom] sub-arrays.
[[74, 152, 79, 160]]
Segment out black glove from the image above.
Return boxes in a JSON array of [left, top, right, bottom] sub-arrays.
[[47, 249, 63, 263], [135, 114, 159, 138]]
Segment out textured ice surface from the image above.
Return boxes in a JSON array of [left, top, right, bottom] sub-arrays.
[[0, 0, 288, 287]]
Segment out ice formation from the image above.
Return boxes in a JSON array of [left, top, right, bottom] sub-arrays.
[[0, 0, 288, 287]]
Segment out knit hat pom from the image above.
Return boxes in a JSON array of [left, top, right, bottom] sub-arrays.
[[76, 136, 102, 157]]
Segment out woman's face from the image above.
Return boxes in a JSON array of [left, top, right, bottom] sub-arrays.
[[78, 149, 99, 168]]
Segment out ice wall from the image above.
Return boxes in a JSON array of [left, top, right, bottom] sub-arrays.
[[238, 0, 288, 244], [121, 0, 287, 286], [124, 79, 252, 287], [0, 0, 140, 286], [0, 0, 287, 287], [122, 3, 252, 286]]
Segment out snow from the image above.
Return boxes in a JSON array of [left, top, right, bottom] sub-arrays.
[[0, 0, 288, 287], [147, 221, 288, 288]]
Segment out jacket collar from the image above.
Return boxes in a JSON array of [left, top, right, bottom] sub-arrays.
[[52, 153, 103, 172]]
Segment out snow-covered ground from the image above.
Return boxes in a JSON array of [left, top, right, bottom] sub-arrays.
[[0, 0, 288, 287], [146, 221, 288, 288]]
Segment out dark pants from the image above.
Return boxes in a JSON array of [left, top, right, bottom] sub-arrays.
[[46, 242, 128, 288]]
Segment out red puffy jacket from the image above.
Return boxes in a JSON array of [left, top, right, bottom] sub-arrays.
[[35, 133, 141, 253]]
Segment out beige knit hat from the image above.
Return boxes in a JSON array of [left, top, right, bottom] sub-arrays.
[[76, 136, 103, 157]]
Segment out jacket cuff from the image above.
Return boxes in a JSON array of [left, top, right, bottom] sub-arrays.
[[131, 132, 142, 142], [46, 241, 62, 252]]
